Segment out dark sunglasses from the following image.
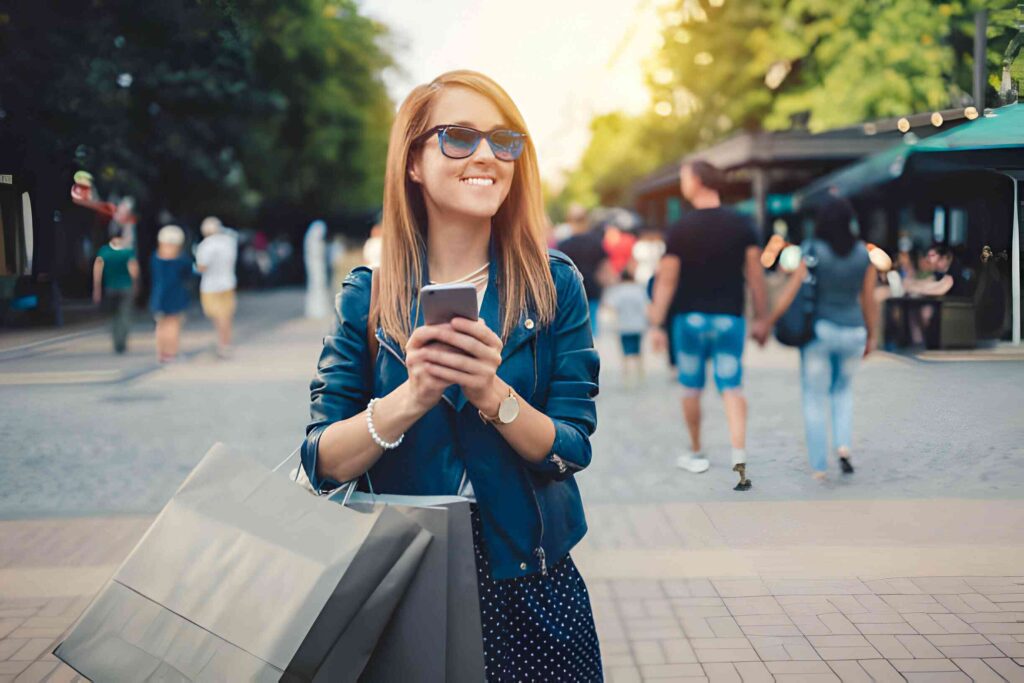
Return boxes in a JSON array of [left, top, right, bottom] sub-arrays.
[[415, 125, 527, 161]]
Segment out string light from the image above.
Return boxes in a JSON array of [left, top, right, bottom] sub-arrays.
[[897, 117, 911, 133], [964, 106, 979, 120], [930, 112, 944, 127]]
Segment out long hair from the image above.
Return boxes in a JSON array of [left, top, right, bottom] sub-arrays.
[[814, 197, 857, 257], [377, 70, 557, 348]]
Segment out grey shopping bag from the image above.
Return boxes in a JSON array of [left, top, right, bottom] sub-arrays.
[[340, 492, 486, 683], [54, 443, 432, 682]]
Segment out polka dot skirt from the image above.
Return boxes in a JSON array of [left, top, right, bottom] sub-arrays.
[[471, 505, 604, 682]]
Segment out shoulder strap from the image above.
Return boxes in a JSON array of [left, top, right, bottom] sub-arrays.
[[367, 267, 380, 362]]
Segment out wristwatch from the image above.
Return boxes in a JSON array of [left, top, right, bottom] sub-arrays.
[[479, 386, 520, 425]]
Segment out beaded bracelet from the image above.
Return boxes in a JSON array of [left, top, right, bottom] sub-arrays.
[[366, 397, 404, 450]]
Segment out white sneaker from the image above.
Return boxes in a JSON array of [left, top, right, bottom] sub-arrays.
[[677, 453, 710, 473]]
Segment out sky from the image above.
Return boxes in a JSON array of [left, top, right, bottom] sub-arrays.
[[359, 0, 664, 185]]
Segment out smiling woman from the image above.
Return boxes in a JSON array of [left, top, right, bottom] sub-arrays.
[[302, 70, 604, 682]]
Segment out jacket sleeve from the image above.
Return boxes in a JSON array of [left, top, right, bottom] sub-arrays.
[[524, 262, 600, 481], [301, 267, 373, 493]]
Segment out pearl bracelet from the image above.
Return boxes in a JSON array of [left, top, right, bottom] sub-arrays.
[[366, 398, 404, 450]]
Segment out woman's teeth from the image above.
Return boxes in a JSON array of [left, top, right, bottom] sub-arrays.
[[460, 177, 494, 186]]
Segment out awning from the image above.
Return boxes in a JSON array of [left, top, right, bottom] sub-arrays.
[[795, 103, 1023, 346], [796, 104, 1024, 207]]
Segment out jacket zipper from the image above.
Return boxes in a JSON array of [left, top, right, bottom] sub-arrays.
[[527, 334, 547, 576]]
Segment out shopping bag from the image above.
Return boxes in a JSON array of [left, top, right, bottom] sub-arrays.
[[340, 492, 486, 683], [54, 443, 432, 682]]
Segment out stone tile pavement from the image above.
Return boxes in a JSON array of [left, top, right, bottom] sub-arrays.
[[587, 576, 1024, 682], [2, 507, 1024, 681]]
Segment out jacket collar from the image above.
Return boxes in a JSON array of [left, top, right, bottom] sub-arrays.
[[384, 234, 540, 413]]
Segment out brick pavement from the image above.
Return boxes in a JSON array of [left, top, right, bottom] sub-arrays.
[[3, 291, 1024, 681], [2, 507, 1024, 682]]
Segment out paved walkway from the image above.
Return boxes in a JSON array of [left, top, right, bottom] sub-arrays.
[[1, 505, 1024, 682], [2, 291, 1023, 681]]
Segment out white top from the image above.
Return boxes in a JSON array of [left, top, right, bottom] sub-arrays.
[[604, 282, 649, 333], [195, 230, 238, 293]]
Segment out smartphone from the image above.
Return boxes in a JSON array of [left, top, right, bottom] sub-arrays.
[[420, 283, 479, 325]]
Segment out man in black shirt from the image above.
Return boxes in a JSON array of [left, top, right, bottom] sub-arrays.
[[648, 161, 767, 491], [558, 204, 611, 337]]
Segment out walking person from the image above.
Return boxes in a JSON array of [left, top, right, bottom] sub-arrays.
[[604, 266, 648, 387], [302, 70, 603, 682], [754, 197, 878, 480], [150, 225, 192, 363], [92, 228, 139, 354], [648, 161, 768, 491], [195, 216, 239, 358], [558, 204, 612, 339]]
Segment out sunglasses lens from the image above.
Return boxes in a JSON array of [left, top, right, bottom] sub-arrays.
[[489, 130, 525, 161], [439, 127, 480, 158]]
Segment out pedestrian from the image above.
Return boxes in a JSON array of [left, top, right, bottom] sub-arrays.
[[558, 204, 612, 338], [755, 197, 878, 479], [302, 70, 603, 682], [92, 227, 139, 354], [603, 266, 648, 387], [303, 220, 331, 319], [150, 225, 192, 363], [648, 160, 768, 491], [195, 216, 238, 358], [362, 216, 383, 268]]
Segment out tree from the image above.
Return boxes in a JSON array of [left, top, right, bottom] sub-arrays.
[[555, 0, 1022, 213], [238, 0, 393, 215], [0, 0, 393, 249]]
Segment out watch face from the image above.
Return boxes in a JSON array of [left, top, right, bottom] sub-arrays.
[[498, 395, 520, 423]]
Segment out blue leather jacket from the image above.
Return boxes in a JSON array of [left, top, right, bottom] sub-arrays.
[[302, 247, 600, 580]]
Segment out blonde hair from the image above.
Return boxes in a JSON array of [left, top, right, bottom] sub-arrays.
[[200, 216, 222, 237], [377, 70, 557, 348], [157, 224, 185, 246]]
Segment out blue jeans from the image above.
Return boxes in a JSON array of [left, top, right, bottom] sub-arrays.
[[671, 312, 746, 392], [800, 320, 867, 472]]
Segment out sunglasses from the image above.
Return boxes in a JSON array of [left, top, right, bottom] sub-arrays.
[[416, 125, 527, 162]]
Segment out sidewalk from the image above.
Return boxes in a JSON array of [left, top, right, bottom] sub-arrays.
[[0, 288, 303, 386], [1, 502, 1023, 682], [1, 300, 1022, 681]]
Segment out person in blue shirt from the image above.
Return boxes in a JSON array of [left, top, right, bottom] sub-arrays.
[[302, 71, 603, 682], [149, 225, 192, 363]]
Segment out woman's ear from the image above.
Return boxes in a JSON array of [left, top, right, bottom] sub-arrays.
[[407, 158, 422, 185]]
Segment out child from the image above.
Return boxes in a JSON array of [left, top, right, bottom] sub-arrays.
[[604, 266, 648, 387]]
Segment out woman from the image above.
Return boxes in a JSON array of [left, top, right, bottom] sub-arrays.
[[761, 198, 878, 479], [150, 224, 192, 363], [302, 71, 602, 681]]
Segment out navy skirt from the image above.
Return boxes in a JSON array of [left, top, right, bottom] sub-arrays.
[[471, 505, 603, 682]]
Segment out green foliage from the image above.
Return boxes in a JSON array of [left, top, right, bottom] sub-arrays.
[[556, 0, 1021, 212], [0, 0, 392, 227]]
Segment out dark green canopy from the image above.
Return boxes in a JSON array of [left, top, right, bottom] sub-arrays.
[[797, 104, 1023, 207]]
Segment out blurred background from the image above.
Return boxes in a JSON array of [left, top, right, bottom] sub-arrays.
[[1, 0, 1021, 329]]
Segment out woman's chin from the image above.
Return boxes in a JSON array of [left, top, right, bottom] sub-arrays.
[[439, 200, 504, 221]]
